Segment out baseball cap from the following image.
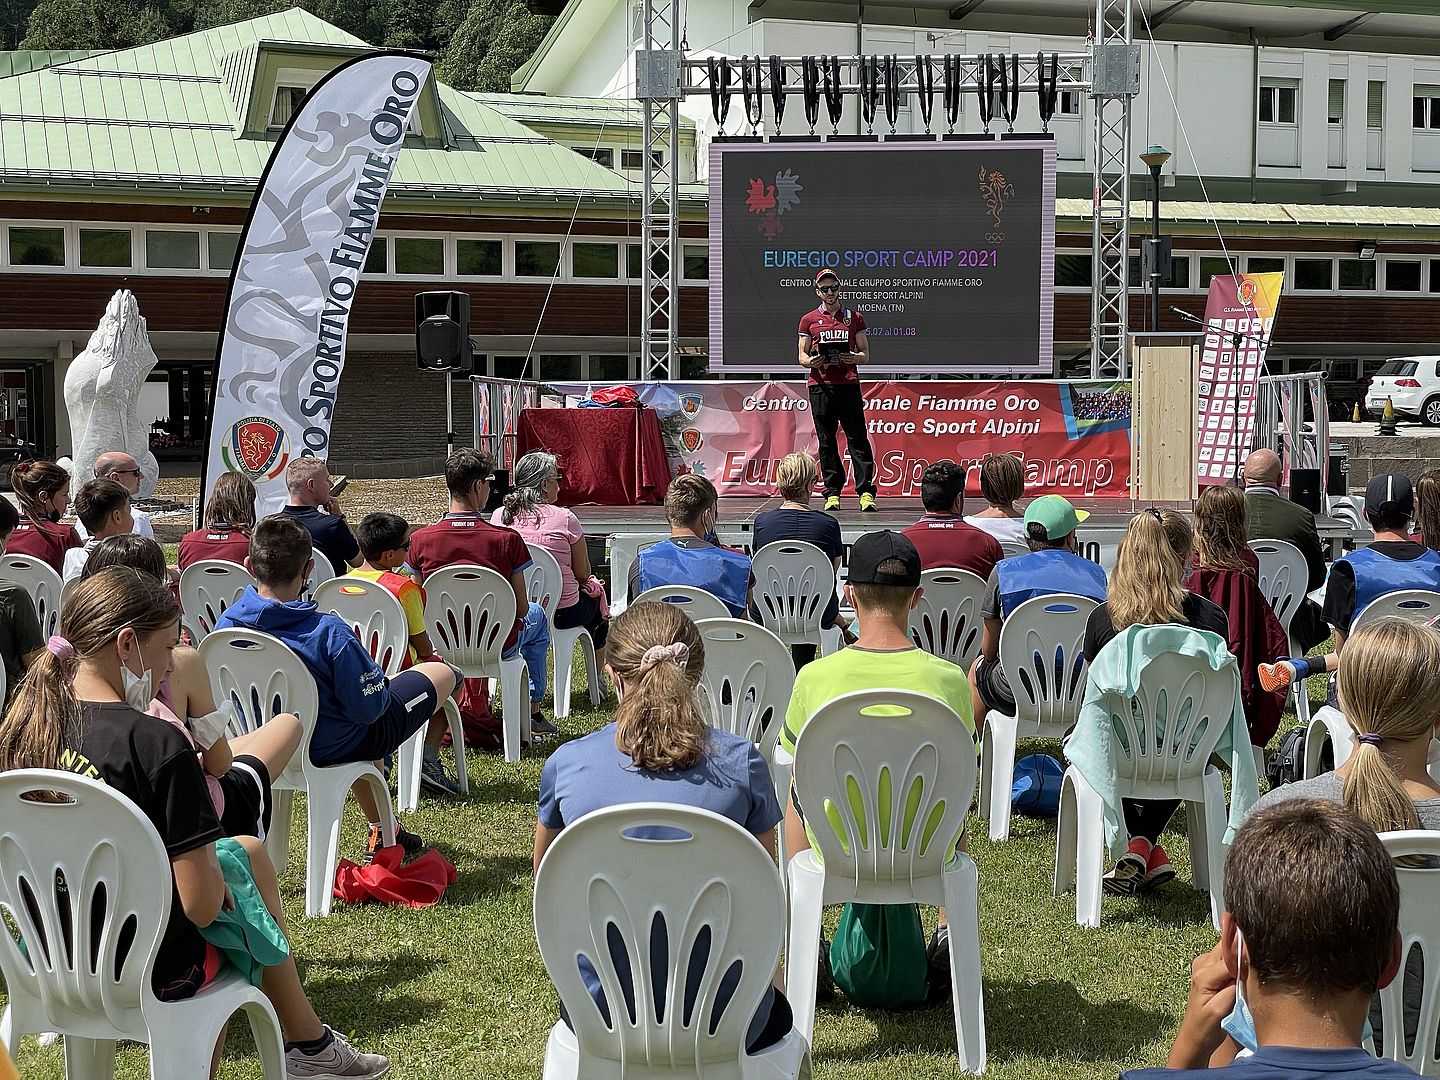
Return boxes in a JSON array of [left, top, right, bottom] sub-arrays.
[[848, 530, 921, 587], [1023, 494, 1090, 540], [815, 268, 840, 285], [1365, 473, 1414, 517]]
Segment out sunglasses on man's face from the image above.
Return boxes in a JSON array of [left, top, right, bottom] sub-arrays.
[[818, 284, 839, 293], [112, 468, 143, 478]]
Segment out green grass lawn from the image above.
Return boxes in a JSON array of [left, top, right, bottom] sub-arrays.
[[4, 644, 1332, 1080]]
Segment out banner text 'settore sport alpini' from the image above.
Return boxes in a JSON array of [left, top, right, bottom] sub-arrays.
[[204, 52, 432, 514]]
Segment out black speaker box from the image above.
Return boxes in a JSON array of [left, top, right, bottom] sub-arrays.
[[1290, 468, 1323, 515], [415, 291, 473, 373]]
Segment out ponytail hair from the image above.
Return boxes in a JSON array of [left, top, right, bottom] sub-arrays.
[[501, 451, 558, 526], [0, 566, 179, 774], [1416, 470, 1440, 554], [1336, 619, 1440, 833], [1107, 509, 1189, 631], [11, 459, 70, 528], [608, 602, 708, 771]]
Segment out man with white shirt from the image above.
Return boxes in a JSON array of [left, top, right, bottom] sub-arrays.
[[75, 450, 152, 541], [62, 478, 133, 582]]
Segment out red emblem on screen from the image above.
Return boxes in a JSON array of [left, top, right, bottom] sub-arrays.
[[680, 428, 704, 453], [1237, 278, 1258, 308], [745, 170, 803, 238]]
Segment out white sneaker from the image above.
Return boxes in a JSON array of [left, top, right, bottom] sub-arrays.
[[286, 1027, 390, 1079]]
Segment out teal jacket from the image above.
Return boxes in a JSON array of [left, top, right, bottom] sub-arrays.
[[1064, 624, 1259, 855]]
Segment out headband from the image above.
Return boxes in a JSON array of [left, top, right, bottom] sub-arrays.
[[46, 635, 76, 662], [639, 642, 690, 674]]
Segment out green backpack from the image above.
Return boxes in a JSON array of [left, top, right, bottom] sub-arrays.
[[828, 902, 930, 1008]]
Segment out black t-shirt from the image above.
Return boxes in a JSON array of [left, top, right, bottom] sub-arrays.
[[1082, 593, 1230, 661], [752, 508, 844, 563], [0, 579, 43, 697], [1322, 540, 1430, 634], [282, 505, 359, 574], [63, 701, 224, 999]]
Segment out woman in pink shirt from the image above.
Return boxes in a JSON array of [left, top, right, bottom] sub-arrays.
[[492, 452, 609, 665]]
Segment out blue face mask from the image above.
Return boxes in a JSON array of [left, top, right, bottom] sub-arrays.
[[1221, 933, 1372, 1053]]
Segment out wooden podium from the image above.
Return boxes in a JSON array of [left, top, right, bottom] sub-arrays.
[[1130, 336, 1201, 503]]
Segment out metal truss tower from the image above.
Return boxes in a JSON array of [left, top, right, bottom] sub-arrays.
[[635, 0, 682, 381]]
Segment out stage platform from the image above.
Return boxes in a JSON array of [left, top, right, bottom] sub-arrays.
[[573, 496, 1357, 611]]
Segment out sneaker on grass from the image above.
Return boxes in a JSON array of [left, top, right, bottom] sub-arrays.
[[285, 1026, 389, 1078], [419, 755, 461, 795], [1103, 837, 1151, 896], [363, 821, 425, 864], [1140, 842, 1176, 892]]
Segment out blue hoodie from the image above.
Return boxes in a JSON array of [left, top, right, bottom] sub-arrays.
[[215, 586, 391, 765]]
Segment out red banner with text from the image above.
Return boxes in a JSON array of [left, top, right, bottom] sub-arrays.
[[631, 380, 1132, 498]]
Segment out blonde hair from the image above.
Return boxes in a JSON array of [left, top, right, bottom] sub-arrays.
[[608, 602, 709, 771], [775, 453, 819, 502], [285, 456, 329, 492], [1336, 620, 1440, 833], [1107, 509, 1189, 631], [979, 454, 1025, 508], [664, 473, 718, 529], [1416, 470, 1440, 553], [1193, 485, 1250, 573], [0, 567, 179, 774]]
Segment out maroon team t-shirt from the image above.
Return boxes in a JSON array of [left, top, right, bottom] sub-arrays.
[[7, 517, 82, 574], [798, 306, 866, 387], [178, 527, 251, 571], [902, 516, 1005, 580], [408, 512, 534, 648]]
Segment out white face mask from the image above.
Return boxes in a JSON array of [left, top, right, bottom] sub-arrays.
[[120, 631, 153, 711]]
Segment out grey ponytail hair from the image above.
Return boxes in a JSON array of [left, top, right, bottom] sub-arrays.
[[501, 451, 559, 526]]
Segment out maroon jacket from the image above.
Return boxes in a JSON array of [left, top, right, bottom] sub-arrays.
[[1184, 563, 1290, 746]]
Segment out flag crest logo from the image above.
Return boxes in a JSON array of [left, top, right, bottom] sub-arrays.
[[222, 417, 290, 481]]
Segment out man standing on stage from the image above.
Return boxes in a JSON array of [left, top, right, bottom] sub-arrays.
[[798, 268, 878, 512]]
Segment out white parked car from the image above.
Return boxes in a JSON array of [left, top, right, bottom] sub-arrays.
[[1366, 356, 1440, 426]]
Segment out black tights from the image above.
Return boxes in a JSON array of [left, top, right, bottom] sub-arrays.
[[1122, 799, 1180, 845]]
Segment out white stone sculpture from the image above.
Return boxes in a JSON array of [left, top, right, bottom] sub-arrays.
[[64, 290, 160, 498]]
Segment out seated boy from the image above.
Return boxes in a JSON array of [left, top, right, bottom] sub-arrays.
[[63, 478, 134, 582], [1124, 799, 1416, 1079], [350, 511, 460, 795], [216, 514, 458, 859]]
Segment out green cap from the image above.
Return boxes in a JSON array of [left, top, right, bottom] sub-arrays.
[[1023, 494, 1089, 540]]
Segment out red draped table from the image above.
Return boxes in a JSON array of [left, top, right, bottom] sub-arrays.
[[517, 406, 672, 506]]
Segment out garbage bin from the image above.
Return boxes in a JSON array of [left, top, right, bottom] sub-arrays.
[[1328, 442, 1350, 497]]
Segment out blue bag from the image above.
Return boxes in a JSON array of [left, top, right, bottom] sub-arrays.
[[1011, 754, 1064, 818]]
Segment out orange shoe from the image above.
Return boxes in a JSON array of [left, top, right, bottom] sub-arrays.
[[1258, 661, 1296, 693]]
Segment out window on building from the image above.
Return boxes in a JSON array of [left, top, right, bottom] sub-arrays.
[[1246, 256, 1285, 275], [572, 242, 619, 278], [145, 230, 200, 270], [1431, 261, 1440, 293], [621, 148, 664, 170], [1294, 258, 1334, 290], [1054, 253, 1092, 288], [1327, 79, 1345, 125], [78, 228, 130, 268], [492, 355, 528, 379], [1127, 253, 1189, 289], [1259, 79, 1298, 124], [456, 238, 502, 276], [1198, 256, 1237, 289], [1058, 90, 1081, 116], [572, 146, 615, 167], [8, 226, 63, 266], [626, 243, 667, 279], [364, 237, 387, 274], [207, 232, 239, 272], [394, 237, 444, 275], [1385, 260, 1423, 292], [539, 354, 582, 380], [682, 245, 708, 281], [1368, 81, 1384, 130], [516, 240, 561, 277], [1338, 258, 1376, 290], [1414, 87, 1440, 130], [589, 354, 631, 380], [269, 84, 310, 129]]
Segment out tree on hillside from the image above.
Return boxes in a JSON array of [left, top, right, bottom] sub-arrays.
[[0, 0, 41, 49], [21, 0, 175, 49], [438, 0, 551, 92]]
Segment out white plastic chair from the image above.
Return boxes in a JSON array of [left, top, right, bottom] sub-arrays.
[[907, 567, 988, 669], [786, 689, 985, 1072], [0, 553, 63, 639], [200, 628, 396, 917], [1374, 831, 1440, 1075], [1054, 635, 1240, 930], [1248, 538, 1312, 725], [751, 540, 841, 655], [301, 549, 336, 602], [979, 594, 1100, 842], [1304, 705, 1354, 780], [632, 584, 732, 623], [999, 541, 1028, 560], [178, 559, 255, 644], [314, 576, 468, 814], [535, 803, 810, 1080], [423, 564, 531, 763], [1355, 590, 1440, 631], [0, 770, 285, 1079], [523, 544, 602, 721]]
